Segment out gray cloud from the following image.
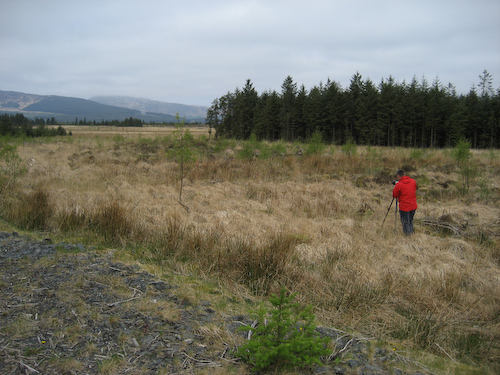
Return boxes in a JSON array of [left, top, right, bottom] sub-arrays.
[[1, 0, 499, 105]]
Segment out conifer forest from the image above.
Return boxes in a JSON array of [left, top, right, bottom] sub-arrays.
[[206, 70, 499, 148]]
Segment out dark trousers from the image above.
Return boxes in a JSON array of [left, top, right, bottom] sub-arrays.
[[399, 210, 416, 235]]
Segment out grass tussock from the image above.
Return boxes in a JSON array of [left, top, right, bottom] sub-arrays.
[[4, 186, 53, 230], [55, 198, 142, 246], [90, 199, 139, 244], [3, 129, 500, 374]]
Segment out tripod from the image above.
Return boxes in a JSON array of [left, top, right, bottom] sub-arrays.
[[382, 197, 399, 230]]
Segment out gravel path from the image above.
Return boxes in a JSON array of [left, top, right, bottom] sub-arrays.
[[0, 232, 432, 375]]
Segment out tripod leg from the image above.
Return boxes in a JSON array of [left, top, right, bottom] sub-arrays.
[[381, 197, 394, 227], [394, 199, 398, 231]]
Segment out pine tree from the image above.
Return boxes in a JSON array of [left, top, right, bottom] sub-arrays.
[[231, 79, 259, 140], [478, 69, 494, 98], [280, 76, 298, 141], [357, 78, 379, 145], [238, 288, 329, 371], [378, 76, 398, 147], [205, 98, 220, 139], [254, 90, 281, 141], [324, 80, 345, 145], [346, 72, 364, 142]]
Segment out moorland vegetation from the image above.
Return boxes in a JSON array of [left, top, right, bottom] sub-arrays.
[[0, 126, 499, 374]]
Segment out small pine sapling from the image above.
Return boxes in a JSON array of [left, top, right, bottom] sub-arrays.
[[167, 114, 197, 203], [238, 287, 329, 371]]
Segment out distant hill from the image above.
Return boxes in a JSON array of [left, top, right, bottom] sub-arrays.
[[0, 90, 45, 110], [0, 90, 205, 123], [23, 96, 147, 121], [89, 96, 208, 119]]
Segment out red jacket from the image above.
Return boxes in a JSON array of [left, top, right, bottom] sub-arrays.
[[393, 175, 418, 212]]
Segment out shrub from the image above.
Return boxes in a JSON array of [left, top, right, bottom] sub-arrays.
[[457, 163, 480, 196], [341, 138, 357, 157], [238, 142, 257, 160], [305, 131, 325, 155], [271, 141, 287, 156], [238, 287, 329, 371], [212, 137, 235, 153], [409, 148, 425, 160], [451, 138, 480, 195], [238, 133, 262, 160], [452, 138, 472, 167]]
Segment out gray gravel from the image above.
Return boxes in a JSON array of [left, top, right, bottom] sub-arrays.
[[0, 232, 433, 374]]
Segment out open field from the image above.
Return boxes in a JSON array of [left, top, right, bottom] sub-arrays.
[[57, 125, 211, 139], [1, 127, 500, 374]]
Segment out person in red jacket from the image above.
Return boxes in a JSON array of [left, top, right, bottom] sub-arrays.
[[392, 169, 418, 235]]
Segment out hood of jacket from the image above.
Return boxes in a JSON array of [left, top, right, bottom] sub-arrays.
[[398, 175, 412, 184]]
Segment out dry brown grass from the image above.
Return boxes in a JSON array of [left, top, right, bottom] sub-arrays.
[[58, 124, 210, 139], [4, 127, 500, 373]]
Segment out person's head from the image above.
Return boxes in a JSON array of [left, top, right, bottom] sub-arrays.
[[396, 169, 405, 179]]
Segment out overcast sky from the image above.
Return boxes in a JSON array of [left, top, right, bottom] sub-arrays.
[[1, 0, 499, 106]]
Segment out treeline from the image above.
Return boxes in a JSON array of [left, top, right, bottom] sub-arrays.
[[69, 117, 203, 126], [0, 113, 67, 137], [71, 117, 144, 127], [1, 113, 192, 130], [206, 70, 500, 148]]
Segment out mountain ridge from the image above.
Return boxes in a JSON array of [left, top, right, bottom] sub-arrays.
[[89, 95, 208, 118], [0, 90, 206, 123]]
